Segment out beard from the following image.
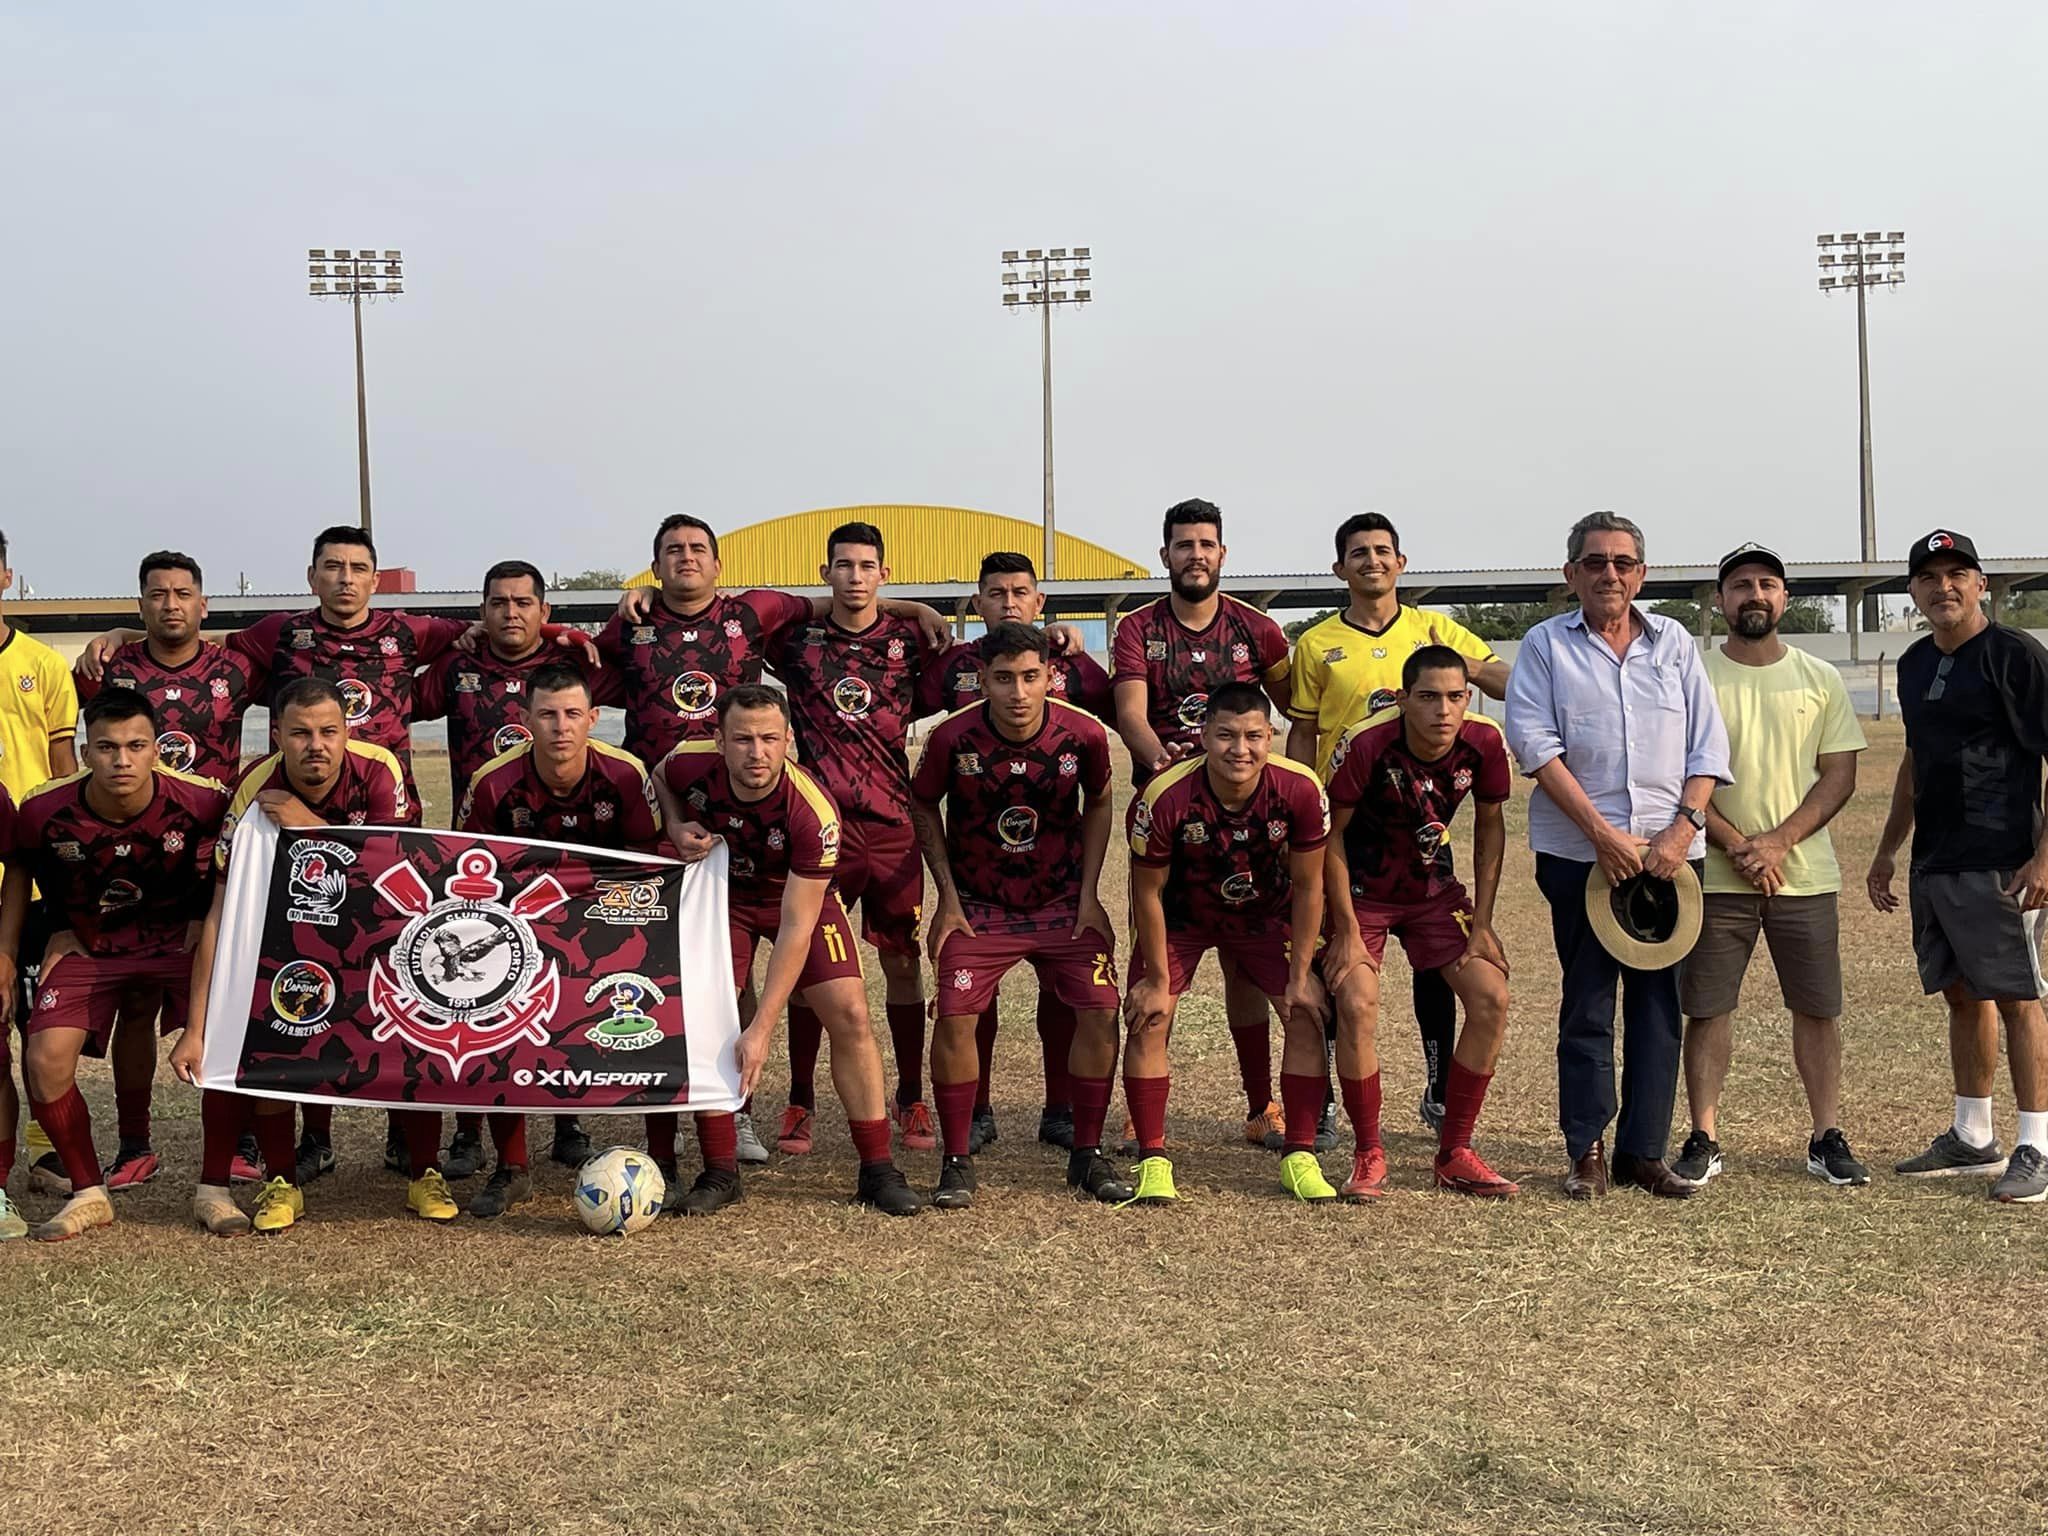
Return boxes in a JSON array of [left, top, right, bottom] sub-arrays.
[[1170, 565, 1219, 602], [1734, 607, 1776, 639]]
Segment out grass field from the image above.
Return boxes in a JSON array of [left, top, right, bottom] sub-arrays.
[[4, 720, 2045, 1535]]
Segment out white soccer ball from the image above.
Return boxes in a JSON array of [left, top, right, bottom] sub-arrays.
[[573, 1146, 666, 1235]]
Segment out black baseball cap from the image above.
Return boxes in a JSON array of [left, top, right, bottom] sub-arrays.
[[1716, 543, 1786, 584], [1908, 529, 1983, 578]]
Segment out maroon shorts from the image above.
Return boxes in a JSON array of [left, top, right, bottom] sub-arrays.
[[28, 948, 190, 1056], [935, 925, 1121, 1017], [1353, 886, 1474, 974], [729, 893, 866, 995], [834, 817, 923, 957], [1129, 927, 1293, 999]]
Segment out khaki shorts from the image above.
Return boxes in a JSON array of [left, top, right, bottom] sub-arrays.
[[1680, 891, 1843, 1019]]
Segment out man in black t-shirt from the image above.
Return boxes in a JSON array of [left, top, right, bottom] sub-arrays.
[[1869, 528, 2048, 1203]]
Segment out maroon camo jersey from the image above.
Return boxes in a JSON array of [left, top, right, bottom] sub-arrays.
[[1110, 594, 1290, 776], [230, 608, 469, 818], [773, 610, 926, 824], [1326, 712, 1512, 907], [11, 768, 228, 954], [660, 741, 840, 915], [593, 590, 813, 763], [910, 701, 1111, 934], [414, 644, 613, 811], [459, 741, 664, 854], [915, 639, 1113, 722], [1129, 755, 1329, 936], [219, 741, 409, 872], [79, 640, 258, 785]]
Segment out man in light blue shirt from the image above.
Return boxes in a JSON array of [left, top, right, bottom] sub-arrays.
[[1505, 512, 1730, 1201]]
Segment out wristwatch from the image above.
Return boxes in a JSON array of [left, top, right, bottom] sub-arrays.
[[1676, 805, 1706, 831]]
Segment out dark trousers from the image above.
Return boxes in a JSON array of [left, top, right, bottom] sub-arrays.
[[1535, 853, 1685, 1162]]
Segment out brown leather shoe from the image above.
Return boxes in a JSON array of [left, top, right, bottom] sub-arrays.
[[1612, 1152, 1697, 1199], [1563, 1140, 1608, 1200]]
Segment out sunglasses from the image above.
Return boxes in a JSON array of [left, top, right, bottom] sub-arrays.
[[1576, 554, 1643, 574], [1926, 653, 1955, 702]]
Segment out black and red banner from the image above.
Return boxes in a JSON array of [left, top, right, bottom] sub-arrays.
[[199, 817, 741, 1112]]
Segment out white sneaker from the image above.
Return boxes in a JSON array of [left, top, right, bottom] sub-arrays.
[[733, 1111, 770, 1166]]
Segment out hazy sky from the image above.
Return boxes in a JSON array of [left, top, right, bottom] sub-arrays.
[[5, 2, 2044, 596]]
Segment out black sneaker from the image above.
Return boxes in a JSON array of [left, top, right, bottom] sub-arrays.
[[295, 1135, 336, 1183], [1807, 1128, 1869, 1187], [933, 1155, 978, 1210], [1314, 1102, 1340, 1153], [680, 1166, 744, 1217], [1896, 1127, 2007, 1178], [854, 1162, 924, 1217], [654, 1157, 682, 1215], [967, 1107, 999, 1155], [1672, 1129, 1723, 1185], [382, 1127, 407, 1173], [468, 1165, 533, 1219], [549, 1118, 594, 1167], [1418, 1093, 1445, 1135], [231, 1132, 265, 1184], [443, 1126, 484, 1181], [1066, 1148, 1134, 1204], [1991, 1144, 2048, 1204], [1037, 1105, 1075, 1149]]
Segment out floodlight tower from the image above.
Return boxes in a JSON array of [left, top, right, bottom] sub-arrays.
[[308, 247, 405, 538], [1817, 230, 1904, 642], [1000, 247, 1092, 581]]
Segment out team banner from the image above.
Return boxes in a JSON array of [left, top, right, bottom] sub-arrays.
[[199, 817, 742, 1113]]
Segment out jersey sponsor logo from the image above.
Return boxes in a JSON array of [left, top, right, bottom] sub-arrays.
[[1176, 693, 1210, 730], [455, 672, 483, 693], [997, 805, 1039, 849], [1220, 872, 1257, 904], [686, 787, 708, 811], [270, 959, 338, 1037], [1452, 767, 1473, 792], [952, 670, 980, 696], [1131, 798, 1153, 843], [1416, 821, 1448, 858], [681, 630, 699, 642], [493, 723, 533, 755], [1008, 760, 1028, 775], [286, 839, 358, 927], [164, 831, 186, 855], [368, 847, 569, 1076], [99, 877, 144, 914], [156, 730, 198, 772], [1327, 735, 1351, 773], [1182, 820, 1209, 844], [1371, 647, 1388, 660], [506, 680, 523, 694], [291, 629, 315, 650], [1232, 642, 1249, 664], [819, 819, 841, 859], [1191, 649, 1206, 662], [586, 880, 669, 926], [337, 678, 375, 724], [1144, 640, 1167, 661], [53, 839, 86, 862], [672, 671, 718, 717], [211, 677, 232, 700], [956, 752, 982, 776], [631, 626, 656, 646], [165, 687, 184, 701], [731, 853, 757, 878], [831, 676, 874, 718], [1324, 646, 1346, 663], [511, 806, 533, 830], [111, 675, 137, 690], [582, 972, 668, 1052]]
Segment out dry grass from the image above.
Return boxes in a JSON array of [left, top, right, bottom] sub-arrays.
[[4, 722, 2046, 1535]]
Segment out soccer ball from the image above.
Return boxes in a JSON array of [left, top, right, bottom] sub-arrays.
[[573, 1146, 666, 1235]]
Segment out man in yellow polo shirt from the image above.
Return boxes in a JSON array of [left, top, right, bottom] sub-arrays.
[[1288, 512, 1508, 1129], [1674, 543, 1868, 1188], [0, 530, 81, 1233]]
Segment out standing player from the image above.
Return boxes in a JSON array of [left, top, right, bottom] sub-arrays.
[[1288, 513, 1509, 1136], [1122, 683, 1329, 1204], [0, 529, 81, 1204], [1320, 648, 1517, 1200], [605, 513, 948, 1163], [910, 623, 1128, 1208], [772, 522, 935, 1153], [174, 677, 449, 1233], [73, 551, 263, 1192], [657, 686, 923, 1215], [419, 560, 596, 1177], [1111, 499, 1294, 1151], [457, 663, 680, 1218], [0, 689, 227, 1241], [915, 552, 1112, 1154]]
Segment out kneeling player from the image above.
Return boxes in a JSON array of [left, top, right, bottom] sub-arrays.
[[1322, 647, 1516, 1199], [658, 685, 922, 1215], [1123, 683, 1330, 1204], [0, 689, 228, 1241], [910, 623, 1128, 1207], [177, 677, 449, 1232]]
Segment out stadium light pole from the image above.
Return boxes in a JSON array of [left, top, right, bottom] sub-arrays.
[[309, 248, 405, 539], [1001, 247, 1092, 582], [1817, 230, 1904, 651]]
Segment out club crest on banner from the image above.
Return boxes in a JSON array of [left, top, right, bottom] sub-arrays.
[[367, 847, 568, 1076]]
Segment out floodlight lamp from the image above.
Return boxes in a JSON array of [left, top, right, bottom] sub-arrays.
[[1001, 249, 1019, 263], [1817, 234, 1833, 246], [1887, 231, 1904, 242], [1072, 266, 1090, 279], [384, 249, 400, 260], [311, 281, 328, 293], [1073, 246, 1089, 258], [1027, 291, 1045, 303], [1003, 293, 1020, 306], [1025, 248, 1043, 260], [1819, 255, 1835, 267], [333, 248, 352, 259], [1862, 230, 1881, 242], [1074, 289, 1091, 302], [309, 248, 327, 259]]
